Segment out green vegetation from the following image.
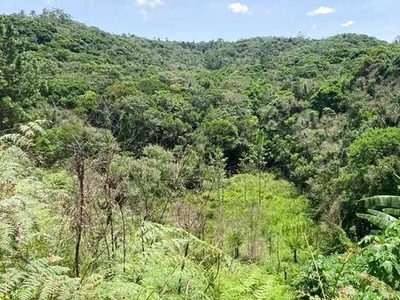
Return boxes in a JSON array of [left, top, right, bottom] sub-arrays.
[[1, 9, 400, 299]]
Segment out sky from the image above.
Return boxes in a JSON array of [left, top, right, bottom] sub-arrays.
[[0, 0, 399, 42]]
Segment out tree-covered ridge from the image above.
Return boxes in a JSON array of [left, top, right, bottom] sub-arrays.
[[2, 8, 400, 299]]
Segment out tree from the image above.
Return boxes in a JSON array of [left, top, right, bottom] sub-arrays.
[[340, 128, 400, 200], [204, 119, 238, 153], [45, 121, 116, 277], [311, 84, 346, 115]]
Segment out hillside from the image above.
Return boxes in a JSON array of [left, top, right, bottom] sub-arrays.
[[1, 9, 400, 299]]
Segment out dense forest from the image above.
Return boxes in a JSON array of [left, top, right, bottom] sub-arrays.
[[2, 9, 400, 299]]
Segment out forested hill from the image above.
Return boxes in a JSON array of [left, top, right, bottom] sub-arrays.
[[2, 9, 400, 299], [5, 10, 400, 206]]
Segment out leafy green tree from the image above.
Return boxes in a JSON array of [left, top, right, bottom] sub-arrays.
[[340, 128, 400, 200], [311, 84, 346, 115], [0, 20, 40, 129], [204, 118, 238, 153]]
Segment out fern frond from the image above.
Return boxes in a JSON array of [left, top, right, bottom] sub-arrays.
[[6, 146, 31, 164], [27, 120, 46, 135], [0, 268, 28, 296], [0, 221, 14, 254], [19, 124, 35, 138], [1, 259, 76, 300], [0, 134, 33, 148], [0, 197, 25, 217]]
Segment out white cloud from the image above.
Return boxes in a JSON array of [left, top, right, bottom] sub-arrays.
[[136, 0, 164, 22], [312, 24, 317, 29], [44, 0, 54, 6], [341, 20, 355, 27], [136, 0, 164, 8], [228, 2, 250, 14], [307, 6, 335, 16]]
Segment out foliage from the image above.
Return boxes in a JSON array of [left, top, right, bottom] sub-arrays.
[[211, 173, 317, 272], [2, 9, 400, 299], [216, 264, 294, 300]]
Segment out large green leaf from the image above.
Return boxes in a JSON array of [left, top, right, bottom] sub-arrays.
[[356, 212, 395, 229], [361, 196, 400, 209], [382, 208, 400, 216], [368, 209, 397, 222], [357, 197, 400, 229]]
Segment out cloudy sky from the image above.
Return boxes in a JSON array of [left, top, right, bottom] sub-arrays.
[[1, 0, 399, 42]]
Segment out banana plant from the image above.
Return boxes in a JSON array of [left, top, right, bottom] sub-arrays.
[[357, 196, 400, 229]]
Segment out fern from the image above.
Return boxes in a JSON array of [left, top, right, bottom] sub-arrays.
[[0, 149, 78, 300], [1, 259, 78, 300], [135, 221, 221, 298], [0, 147, 30, 185], [0, 133, 33, 148], [0, 221, 14, 254], [217, 265, 294, 300], [78, 274, 152, 300], [19, 120, 46, 138], [141, 221, 222, 262], [0, 120, 46, 163]]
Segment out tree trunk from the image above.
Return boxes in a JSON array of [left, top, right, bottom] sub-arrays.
[[74, 158, 85, 278], [276, 237, 281, 272], [258, 169, 261, 205], [284, 267, 288, 283], [119, 205, 126, 273], [107, 203, 115, 259], [234, 246, 239, 259], [105, 177, 115, 259], [178, 242, 190, 294]]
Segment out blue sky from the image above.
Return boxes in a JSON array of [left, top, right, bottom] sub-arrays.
[[1, 0, 399, 42]]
